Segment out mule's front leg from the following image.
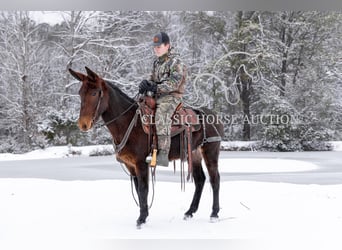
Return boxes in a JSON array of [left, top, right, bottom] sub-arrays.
[[135, 171, 149, 228]]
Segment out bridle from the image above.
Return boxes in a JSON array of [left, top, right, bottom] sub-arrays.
[[89, 88, 138, 129], [89, 88, 139, 154], [91, 89, 104, 126]]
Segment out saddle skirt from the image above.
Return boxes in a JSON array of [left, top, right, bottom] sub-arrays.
[[138, 96, 201, 137]]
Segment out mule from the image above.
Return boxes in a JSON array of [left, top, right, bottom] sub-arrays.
[[69, 67, 224, 227]]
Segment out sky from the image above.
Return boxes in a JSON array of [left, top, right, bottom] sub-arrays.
[[29, 11, 65, 25], [1, 144, 342, 250]]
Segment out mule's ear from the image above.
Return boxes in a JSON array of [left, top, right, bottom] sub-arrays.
[[69, 68, 86, 82], [85, 66, 99, 81]]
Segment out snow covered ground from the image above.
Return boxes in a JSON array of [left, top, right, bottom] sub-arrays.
[[1, 144, 342, 250]]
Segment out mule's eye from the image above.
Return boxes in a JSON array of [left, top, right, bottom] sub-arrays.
[[92, 91, 97, 96]]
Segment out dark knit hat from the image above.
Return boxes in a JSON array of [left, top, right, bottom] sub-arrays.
[[152, 32, 170, 46]]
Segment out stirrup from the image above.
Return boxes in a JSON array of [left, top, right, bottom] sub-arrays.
[[146, 149, 158, 167]]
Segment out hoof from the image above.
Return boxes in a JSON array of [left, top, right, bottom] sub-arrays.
[[183, 214, 193, 221], [210, 215, 219, 223], [136, 220, 146, 229], [136, 217, 146, 229]]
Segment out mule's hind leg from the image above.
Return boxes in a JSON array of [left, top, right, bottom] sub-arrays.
[[184, 149, 206, 219], [202, 142, 220, 220]]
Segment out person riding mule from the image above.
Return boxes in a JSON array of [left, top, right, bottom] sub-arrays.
[[69, 66, 223, 227], [139, 32, 187, 167]]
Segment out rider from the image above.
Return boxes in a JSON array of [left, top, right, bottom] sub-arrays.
[[139, 32, 187, 166]]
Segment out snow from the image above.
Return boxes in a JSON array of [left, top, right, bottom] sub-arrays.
[[0, 145, 114, 161], [1, 178, 341, 249], [220, 140, 259, 151], [159, 158, 318, 173], [1, 144, 342, 250], [1, 140, 341, 162], [330, 141, 342, 151]]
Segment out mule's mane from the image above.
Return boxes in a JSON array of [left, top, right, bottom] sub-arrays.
[[105, 80, 136, 104]]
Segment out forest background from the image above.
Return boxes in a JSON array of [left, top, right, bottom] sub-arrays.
[[0, 11, 342, 153]]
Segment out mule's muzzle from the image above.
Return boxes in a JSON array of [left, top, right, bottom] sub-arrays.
[[78, 117, 93, 132]]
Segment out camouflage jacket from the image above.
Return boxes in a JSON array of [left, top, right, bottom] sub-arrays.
[[150, 51, 187, 99]]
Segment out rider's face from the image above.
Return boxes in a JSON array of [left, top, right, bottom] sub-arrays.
[[153, 43, 170, 57]]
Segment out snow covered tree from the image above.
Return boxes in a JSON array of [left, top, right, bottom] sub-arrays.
[[179, 11, 233, 112], [227, 11, 263, 140], [41, 11, 160, 146], [196, 11, 263, 140], [257, 11, 341, 150], [0, 11, 52, 151], [1, 11, 342, 152]]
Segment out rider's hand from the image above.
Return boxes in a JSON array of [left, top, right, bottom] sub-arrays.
[[139, 80, 157, 94], [139, 80, 150, 94]]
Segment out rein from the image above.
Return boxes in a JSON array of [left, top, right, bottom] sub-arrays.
[[93, 90, 155, 208], [96, 94, 139, 128], [112, 109, 139, 153], [102, 101, 138, 128], [88, 85, 139, 152], [89, 87, 139, 153]]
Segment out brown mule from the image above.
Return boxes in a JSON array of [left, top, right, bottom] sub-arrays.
[[69, 67, 224, 227]]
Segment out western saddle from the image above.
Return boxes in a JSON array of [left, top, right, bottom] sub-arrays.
[[137, 96, 201, 173], [138, 96, 201, 137]]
